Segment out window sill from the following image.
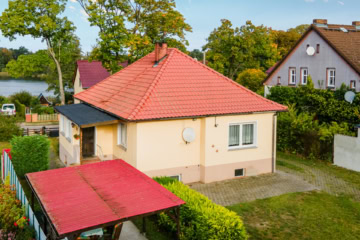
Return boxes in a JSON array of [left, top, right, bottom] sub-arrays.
[[117, 144, 127, 151], [288, 83, 296, 87], [327, 86, 335, 89], [228, 145, 257, 151]]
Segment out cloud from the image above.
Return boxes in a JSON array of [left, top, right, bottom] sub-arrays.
[[80, 9, 89, 17], [68, 6, 75, 11], [337, 1, 345, 5], [69, 0, 77, 2]]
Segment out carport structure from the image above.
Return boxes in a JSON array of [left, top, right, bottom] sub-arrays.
[[26, 160, 185, 240]]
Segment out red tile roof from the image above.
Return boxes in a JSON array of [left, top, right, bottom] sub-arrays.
[[75, 49, 287, 121], [77, 60, 128, 89], [26, 160, 184, 238]]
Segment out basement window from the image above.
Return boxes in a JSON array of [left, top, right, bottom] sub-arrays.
[[169, 175, 182, 182], [235, 169, 245, 177]]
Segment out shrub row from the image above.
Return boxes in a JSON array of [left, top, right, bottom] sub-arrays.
[[0, 116, 22, 141], [154, 177, 248, 240], [10, 135, 50, 178]]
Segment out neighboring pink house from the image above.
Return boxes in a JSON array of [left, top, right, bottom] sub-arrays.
[[73, 60, 128, 103]]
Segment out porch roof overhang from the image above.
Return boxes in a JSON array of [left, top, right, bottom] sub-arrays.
[[26, 160, 185, 239], [55, 103, 119, 127]]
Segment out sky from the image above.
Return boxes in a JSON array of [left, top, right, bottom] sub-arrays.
[[0, 0, 360, 54]]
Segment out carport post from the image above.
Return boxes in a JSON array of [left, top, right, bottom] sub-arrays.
[[176, 207, 180, 240], [142, 217, 146, 234]]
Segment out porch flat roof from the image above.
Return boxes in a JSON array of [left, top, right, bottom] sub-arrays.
[[55, 103, 119, 127], [26, 160, 185, 238]]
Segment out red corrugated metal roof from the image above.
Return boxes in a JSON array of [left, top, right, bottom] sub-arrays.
[[26, 160, 184, 237], [77, 60, 128, 89], [74, 48, 287, 121]]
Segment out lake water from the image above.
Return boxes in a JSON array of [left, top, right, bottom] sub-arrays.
[[0, 79, 54, 97]]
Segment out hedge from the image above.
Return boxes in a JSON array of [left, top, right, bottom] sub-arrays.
[[10, 135, 50, 178], [154, 177, 248, 240], [0, 116, 22, 141]]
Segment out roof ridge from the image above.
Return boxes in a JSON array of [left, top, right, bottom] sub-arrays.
[[171, 48, 287, 109], [128, 49, 175, 120]]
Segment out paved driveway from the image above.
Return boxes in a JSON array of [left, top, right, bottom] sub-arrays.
[[190, 170, 317, 206]]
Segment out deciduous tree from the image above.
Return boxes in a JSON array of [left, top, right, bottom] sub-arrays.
[[0, 0, 77, 105], [236, 69, 267, 92], [77, 0, 192, 73], [204, 20, 278, 80]]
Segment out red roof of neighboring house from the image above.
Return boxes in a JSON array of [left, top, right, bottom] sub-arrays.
[[26, 160, 184, 238], [77, 60, 128, 89], [75, 48, 287, 121]]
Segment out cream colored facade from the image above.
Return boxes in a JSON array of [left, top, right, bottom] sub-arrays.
[[73, 69, 85, 104], [59, 112, 277, 184]]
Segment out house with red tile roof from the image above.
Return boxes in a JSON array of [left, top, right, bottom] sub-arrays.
[[264, 19, 360, 92], [56, 43, 286, 184], [73, 60, 128, 103]]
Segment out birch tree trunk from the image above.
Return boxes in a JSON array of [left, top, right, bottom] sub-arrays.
[[46, 39, 65, 105]]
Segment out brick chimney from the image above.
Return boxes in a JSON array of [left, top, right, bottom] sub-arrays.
[[155, 42, 168, 63], [313, 19, 328, 27], [352, 21, 360, 30]]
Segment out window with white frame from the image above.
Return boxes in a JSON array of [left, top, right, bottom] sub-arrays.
[[289, 68, 296, 85], [277, 76, 281, 85], [60, 115, 64, 134], [350, 80, 356, 89], [301, 68, 308, 85], [117, 123, 127, 147], [228, 122, 257, 149], [64, 118, 72, 142], [327, 68, 335, 87], [235, 168, 245, 177]]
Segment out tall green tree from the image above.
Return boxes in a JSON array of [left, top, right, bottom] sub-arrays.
[[6, 50, 51, 79], [10, 46, 31, 60], [0, 48, 13, 71], [204, 20, 278, 80], [236, 68, 267, 92], [189, 49, 204, 61], [0, 0, 77, 105], [77, 0, 192, 72]]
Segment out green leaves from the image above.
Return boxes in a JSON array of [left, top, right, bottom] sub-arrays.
[[236, 69, 267, 92], [204, 20, 278, 80], [10, 135, 50, 178], [78, 0, 192, 72], [155, 177, 248, 240]]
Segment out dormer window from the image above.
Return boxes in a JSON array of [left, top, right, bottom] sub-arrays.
[[289, 68, 296, 85]]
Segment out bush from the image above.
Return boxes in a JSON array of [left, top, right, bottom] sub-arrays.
[[13, 100, 25, 119], [236, 69, 267, 92], [10, 135, 50, 178], [0, 116, 22, 141], [155, 177, 248, 240], [32, 105, 54, 114], [9, 91, 33, 107], [268, 77, 360, 126], [277, 105, 353, 160]]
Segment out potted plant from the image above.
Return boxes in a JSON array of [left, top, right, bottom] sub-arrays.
[[73, 134, 80, 140]]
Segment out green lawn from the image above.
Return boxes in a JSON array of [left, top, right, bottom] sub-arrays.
[[228, 191, 360, 240]]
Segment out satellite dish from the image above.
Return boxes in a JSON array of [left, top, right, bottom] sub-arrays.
[[345, 91, 356, 104], [182, 128, 195, 143], [306, 46, 315, 56]]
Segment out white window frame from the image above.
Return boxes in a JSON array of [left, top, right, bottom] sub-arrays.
[[301, 68, 308, 85], [228, 122, 257, 150], [117, 123, 127, 148], [60, 115, 64, 134], [235, 168, 245, 177], [64, 118, 72, 143], [327, 68, 336, 87], [169, 174, 182, 182], [289, 68, 296, 85]]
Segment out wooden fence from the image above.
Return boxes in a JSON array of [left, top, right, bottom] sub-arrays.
[[23, 127, 59, 137], [38, 114, 58, 122], [1, 150, 46, 240]]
